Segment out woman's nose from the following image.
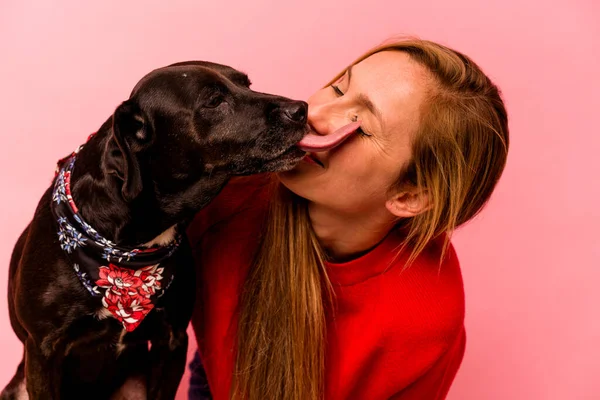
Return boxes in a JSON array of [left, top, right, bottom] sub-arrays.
[[308, 97, 344, 136]]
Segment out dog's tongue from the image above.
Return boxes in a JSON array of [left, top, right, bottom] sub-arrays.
[[297, 121, 362, 152]]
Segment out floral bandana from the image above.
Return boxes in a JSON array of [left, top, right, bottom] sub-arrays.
[[50, 142, 182, 332]]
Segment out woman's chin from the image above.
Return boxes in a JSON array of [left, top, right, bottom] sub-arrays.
[[277, 168, 311, 196]]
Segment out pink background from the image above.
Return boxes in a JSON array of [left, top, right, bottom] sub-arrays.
[[1, 1, 598, 399]]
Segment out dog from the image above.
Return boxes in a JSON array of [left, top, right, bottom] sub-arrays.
[[1, 61, 308, 400]]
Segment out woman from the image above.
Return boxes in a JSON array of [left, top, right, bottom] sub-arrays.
[[187, 37, 509, 400]]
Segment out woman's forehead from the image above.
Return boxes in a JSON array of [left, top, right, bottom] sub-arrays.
[[351, 51, 432, 135], [352, 51, 430, 93]]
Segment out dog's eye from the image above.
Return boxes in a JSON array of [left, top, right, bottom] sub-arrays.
[[204, 94, 225, 109]]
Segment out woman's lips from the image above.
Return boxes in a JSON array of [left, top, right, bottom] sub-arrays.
[[302, 153, 324, 167]]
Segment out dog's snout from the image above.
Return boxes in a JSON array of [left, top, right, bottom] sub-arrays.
[[281, 101, 308, 124]]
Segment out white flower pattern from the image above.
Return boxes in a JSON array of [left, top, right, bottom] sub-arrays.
[[51, 144, 181, 332]]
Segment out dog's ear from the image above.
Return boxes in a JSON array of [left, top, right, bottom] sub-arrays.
[[105, 100, 152, 202]]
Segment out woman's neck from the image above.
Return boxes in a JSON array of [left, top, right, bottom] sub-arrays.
[[308, 202, 396, 262]]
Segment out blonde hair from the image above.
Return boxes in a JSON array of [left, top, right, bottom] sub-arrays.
[[233, 37, 509, 399]]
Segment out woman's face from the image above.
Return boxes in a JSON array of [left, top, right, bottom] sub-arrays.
[[279, 51, 431, 216]]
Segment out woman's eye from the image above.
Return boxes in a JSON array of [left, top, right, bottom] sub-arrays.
[[351, 116, 373, 138], [331, 84, 344, 96], [357, 127, 372, 137]]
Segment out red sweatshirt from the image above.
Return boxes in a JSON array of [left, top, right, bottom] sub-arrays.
[[187, 175, 466, 400]]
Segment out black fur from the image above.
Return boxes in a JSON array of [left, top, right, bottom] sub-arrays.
[[2, 61, 308, 400]]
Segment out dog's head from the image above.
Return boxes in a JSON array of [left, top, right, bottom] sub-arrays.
[[103, 61, 308, 207]]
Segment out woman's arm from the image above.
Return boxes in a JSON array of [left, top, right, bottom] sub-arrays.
[[390, 327, 466, 400]]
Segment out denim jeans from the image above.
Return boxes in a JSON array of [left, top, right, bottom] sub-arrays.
[[188, 350, 212, 400]]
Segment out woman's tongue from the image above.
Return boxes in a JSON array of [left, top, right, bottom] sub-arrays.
[[297, 121, 361, 152]]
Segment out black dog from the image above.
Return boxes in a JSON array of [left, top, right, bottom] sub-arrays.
[[1, 61, 308, 400]]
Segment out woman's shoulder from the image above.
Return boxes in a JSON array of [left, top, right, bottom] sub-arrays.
[[387, 234, 466, 336], [328, 233, 466, 373], [186, 173, 273, 242]]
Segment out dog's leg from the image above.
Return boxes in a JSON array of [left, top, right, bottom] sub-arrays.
[[23, 339, 62, 400], [109, 375, 147, 400], [146, 328, 189, 400], [0, 352, 27, 400]]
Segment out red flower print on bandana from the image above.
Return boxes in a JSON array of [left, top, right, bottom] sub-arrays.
[[96, 263, 164, 331]]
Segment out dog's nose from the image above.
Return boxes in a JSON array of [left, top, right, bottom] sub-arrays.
[[281, 101, 308, 124]]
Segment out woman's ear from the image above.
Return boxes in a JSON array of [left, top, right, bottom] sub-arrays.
[[385, 186, 430, 218]]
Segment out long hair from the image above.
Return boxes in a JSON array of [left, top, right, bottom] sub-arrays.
[[233, 37, 509, 399]]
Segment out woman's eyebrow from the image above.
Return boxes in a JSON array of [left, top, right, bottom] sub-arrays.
[[347, 65, 383, 124]]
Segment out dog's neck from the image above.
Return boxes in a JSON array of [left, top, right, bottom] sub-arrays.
[[64, 123, 227, 247]]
